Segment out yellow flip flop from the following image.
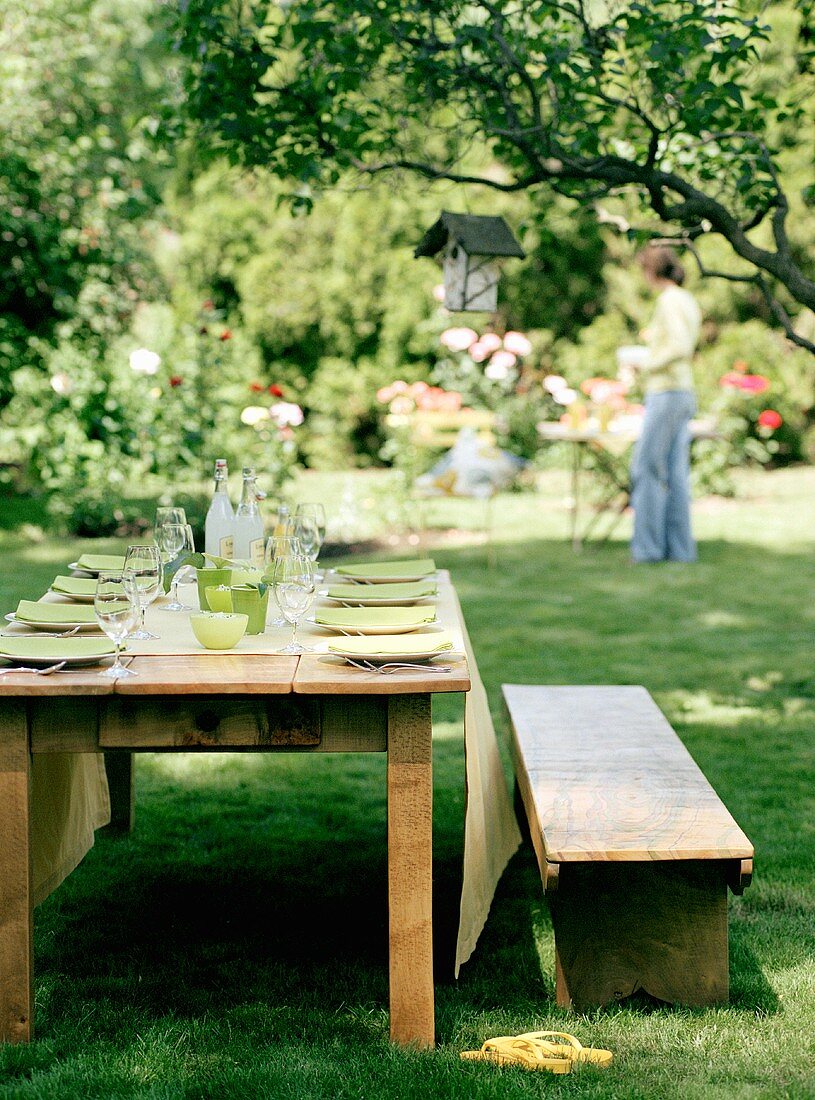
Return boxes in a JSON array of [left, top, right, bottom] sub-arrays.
[[517, 1030, 613, 1069], [460, 1036, 572, 1073]]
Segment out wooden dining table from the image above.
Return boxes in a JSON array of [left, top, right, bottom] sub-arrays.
[[0, 576, 473, 1049]]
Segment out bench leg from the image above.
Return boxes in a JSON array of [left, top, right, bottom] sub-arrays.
[[550, 861, 729, 1010]]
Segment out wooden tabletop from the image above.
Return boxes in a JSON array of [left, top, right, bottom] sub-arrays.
[[0, 574, 471, 698]]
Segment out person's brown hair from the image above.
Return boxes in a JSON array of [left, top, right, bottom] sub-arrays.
[[638, 245, 686, 286]]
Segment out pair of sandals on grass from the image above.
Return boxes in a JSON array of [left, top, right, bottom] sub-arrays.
[[461, 1031, 613, 1074]]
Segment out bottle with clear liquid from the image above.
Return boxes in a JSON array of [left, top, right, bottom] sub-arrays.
[[233, 467, 265, 568], [204, 459, 235, 559], [273, 502, 290, 538]]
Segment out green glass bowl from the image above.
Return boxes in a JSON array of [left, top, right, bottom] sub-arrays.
[[189, 612, 248, 650], [204, 585, 234, 614], [196, 568, 232, 610]]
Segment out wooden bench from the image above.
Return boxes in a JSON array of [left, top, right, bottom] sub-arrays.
[[503, 684, 754, 1010]]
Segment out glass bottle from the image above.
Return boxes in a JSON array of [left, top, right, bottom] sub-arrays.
[[204, 459, 235, 559], [273, 502, 291, 538], [233, 466, 265, 567]]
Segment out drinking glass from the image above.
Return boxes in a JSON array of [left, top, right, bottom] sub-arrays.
[[272, 553, 315, 654], [290, 514, 322, 580], [265, 534, 301, 627], [94, 571, 140, 679], [295, 503, 326, 544], [155, 505, 187, 531], [155, 522, 194, 612], [123, 543, 162, 640]]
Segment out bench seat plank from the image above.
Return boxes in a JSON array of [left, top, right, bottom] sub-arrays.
[[504, 684, 753, 863]]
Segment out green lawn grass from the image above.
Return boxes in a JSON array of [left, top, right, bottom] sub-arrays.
[[1, 467, 814, 1099]]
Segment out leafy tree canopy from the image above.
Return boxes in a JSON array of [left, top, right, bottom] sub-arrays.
[[168, 0, 815, 352]]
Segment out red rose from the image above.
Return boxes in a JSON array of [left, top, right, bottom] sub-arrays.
[[249, 381, 265, 393], [169, 375, 183, 388], [219, 329, 232, 341], [268, 383, 284, 397], [757, 409, 782, 430]]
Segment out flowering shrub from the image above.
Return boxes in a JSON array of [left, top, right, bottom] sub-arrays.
[[428, 327, 558, 458], [711, 362, 800, 467], [0, 301, 301, 531]]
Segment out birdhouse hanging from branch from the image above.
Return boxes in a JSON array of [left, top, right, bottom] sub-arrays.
[[414, 211, 525, 313]]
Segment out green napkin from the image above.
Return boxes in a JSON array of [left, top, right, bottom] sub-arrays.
[[75, 553, 126, 572], [324, 580, 437, 600], [0, 637, 115, 660], [335, 558, 436, 580], [314, 606, 437, 629], [328, 631, 454, 656], [51, 575, 97, 597], [15, 600, 98, 625]]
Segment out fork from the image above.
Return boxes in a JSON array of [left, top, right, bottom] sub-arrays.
[[341, 657, 453, 675], [0, 661, 69, 676], [1, 626, 84, 639]]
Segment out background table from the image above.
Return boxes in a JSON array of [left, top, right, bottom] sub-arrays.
[[537, 418, 719, 549]]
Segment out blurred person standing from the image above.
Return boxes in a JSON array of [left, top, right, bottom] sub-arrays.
[[620, 245, 702, 563]]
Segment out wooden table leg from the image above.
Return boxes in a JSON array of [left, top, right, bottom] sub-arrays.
[[0, 702, 33, 1043], [387, 694, 434, 1047], [102, 751, 134, 833]]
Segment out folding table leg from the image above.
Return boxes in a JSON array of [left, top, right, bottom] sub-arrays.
[[0, 702, 33, 1043], [387, 694, 434, 1047]]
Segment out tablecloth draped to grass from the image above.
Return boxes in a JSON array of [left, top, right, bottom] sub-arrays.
[[29, 572, 522, 976], [449, 586, 522, 976], [32, 754, 110, 906]]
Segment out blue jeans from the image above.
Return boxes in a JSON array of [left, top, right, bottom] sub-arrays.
[[631, 391, 697, 562]]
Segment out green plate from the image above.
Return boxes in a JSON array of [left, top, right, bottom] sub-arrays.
[[0, 636, 116, 665]]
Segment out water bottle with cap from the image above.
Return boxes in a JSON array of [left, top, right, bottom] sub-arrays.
[[233, 466, 265, 567], [204, 459, 235, 558]]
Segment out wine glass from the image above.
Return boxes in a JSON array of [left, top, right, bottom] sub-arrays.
[[265, 534, 301, 627], [272, 552, 315, 654], [94, 571, 140, 679], [155, 522, 193, 612], [155, 505, 187, 531], [123, 543, 162, 640], [295, 503, 326, 544], [294, 503, 326, 578]]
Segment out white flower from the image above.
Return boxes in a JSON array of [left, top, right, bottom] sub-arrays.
[[484, 361, 509, 381], [502, 331, 532, 357], [488, 350, 517, 373], [544, 374, 568, 394], [241, 405, 270, 427], [552, 387, 578, 405], [50, 372, 73, 396], [129, 348, 161, 375], [269, 401, 304, 428], [478, 332, 502, 354], [439, 326, 478, 352]]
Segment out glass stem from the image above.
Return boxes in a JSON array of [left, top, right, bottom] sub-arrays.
[[113, 639, 122, 670], [291, 620, 298, 647]]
